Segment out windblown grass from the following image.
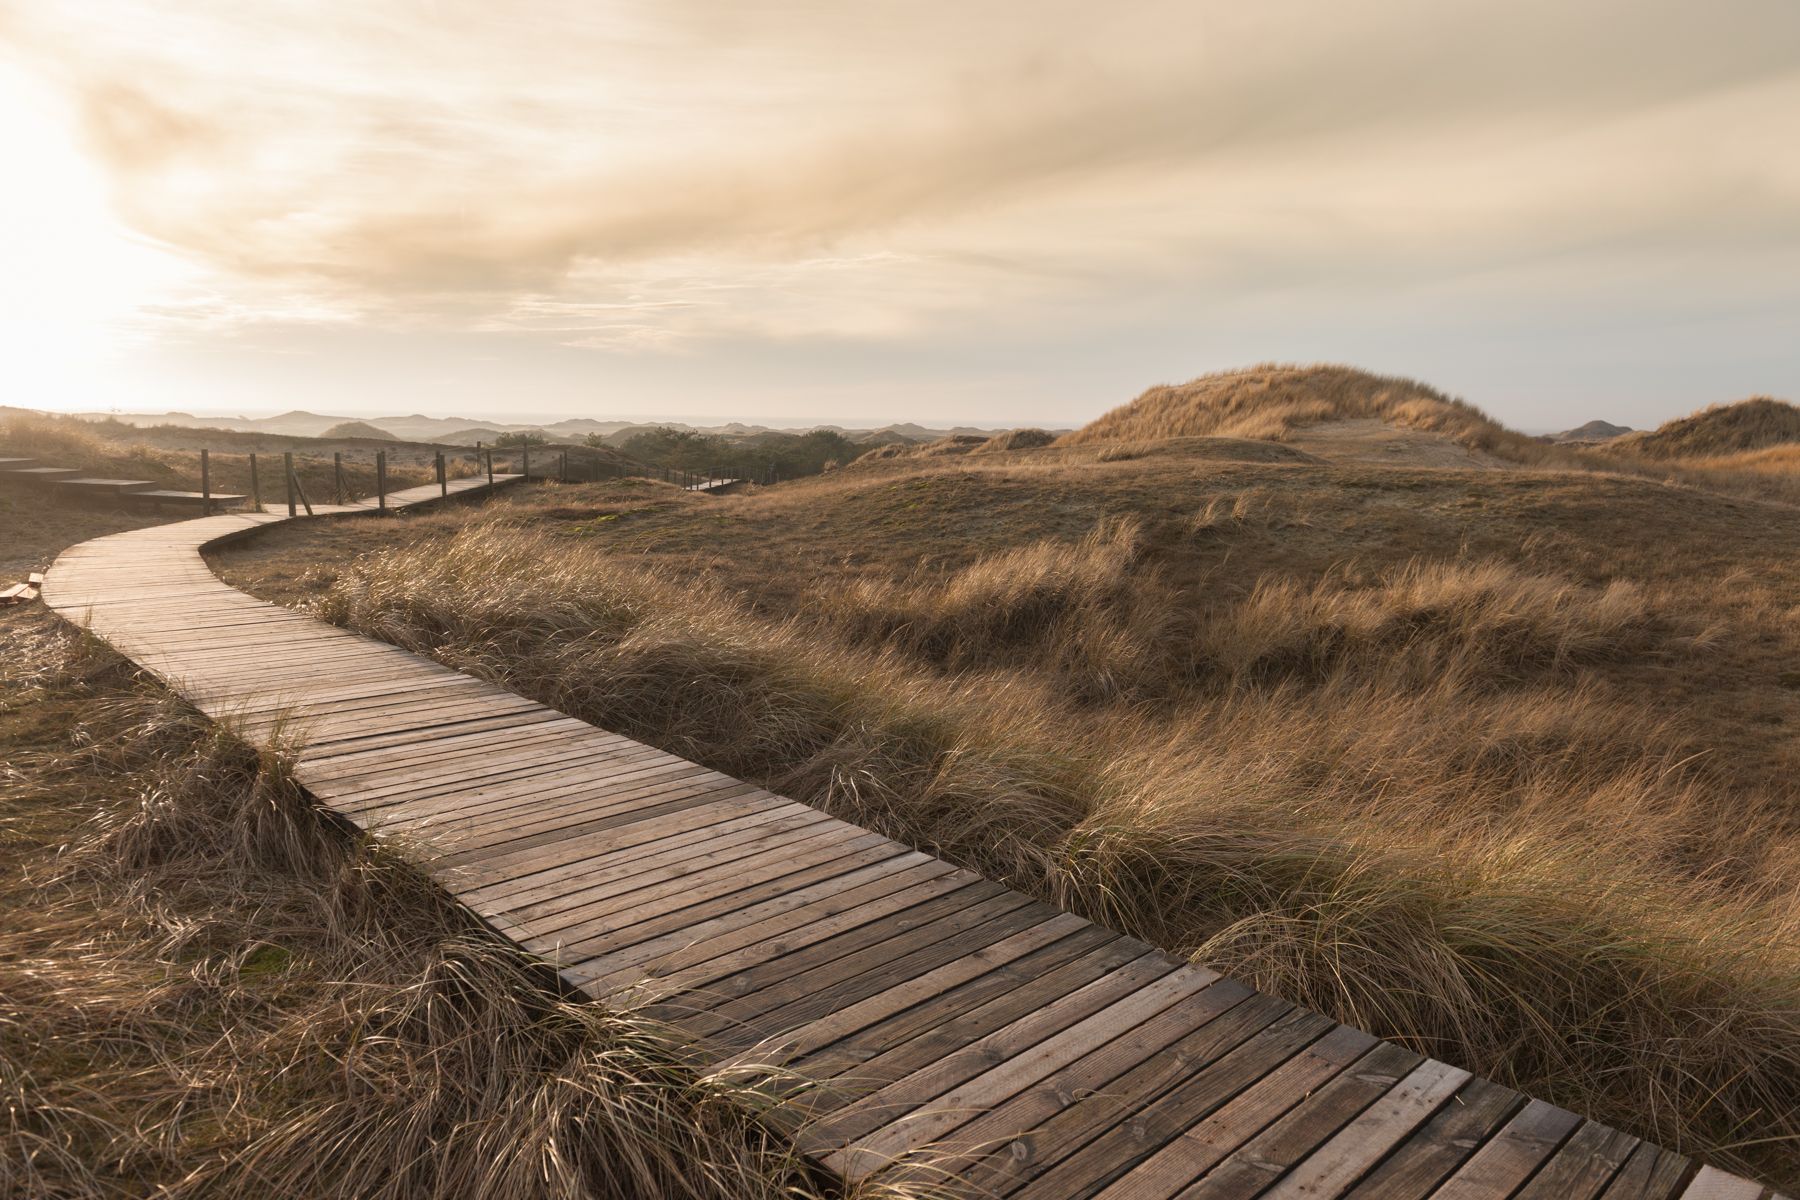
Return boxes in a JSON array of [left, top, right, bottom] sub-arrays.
[[0, 613, 926, 1200], [302, 517, 1800, 1187]]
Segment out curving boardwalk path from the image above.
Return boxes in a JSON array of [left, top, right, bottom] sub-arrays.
[[42, 479, 1785, 1200]]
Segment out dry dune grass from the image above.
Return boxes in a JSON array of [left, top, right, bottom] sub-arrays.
[[1591, 398, 1800, 505], [301, 514, 1800, 1187], [1061, 363, 1569, 465], [1610, 397, 1800, 459], [0, 614, 926, 1200]]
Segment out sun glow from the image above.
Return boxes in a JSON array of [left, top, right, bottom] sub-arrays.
[[0, 62, 190, 412]]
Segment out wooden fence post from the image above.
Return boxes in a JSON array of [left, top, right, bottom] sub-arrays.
[[200, 449, 211, 516], [284, 452, 296, 516], [560, 450, 567, 483], [486, 449, 494, 489], [436, 451, 447, 497], [376, 450, 388, 512], [333, 452, 344, 505], [248, 453, 260, 511], [288, 459, 314, 516]]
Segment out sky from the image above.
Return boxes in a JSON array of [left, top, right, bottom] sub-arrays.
[[1, 1, 1796, 431]]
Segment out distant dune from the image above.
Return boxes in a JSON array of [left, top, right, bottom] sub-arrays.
[[1550, 419, 1634, 443], [853, 434, 990, 463], [972, 427, 1057, 453], [320, 420, 398, 440]]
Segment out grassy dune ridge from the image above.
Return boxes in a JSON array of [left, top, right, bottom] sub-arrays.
[[1609, 397, 1800, 460], [1059, 363, 1566, 462], [0, 613, 925, 1200], [280, 491, 1800, 1185], [1056, 364, 1800, 504]]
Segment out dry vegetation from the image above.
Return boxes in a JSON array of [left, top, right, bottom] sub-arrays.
[[0, 608, 934, 1200], [212, 400, 1800, 1187]]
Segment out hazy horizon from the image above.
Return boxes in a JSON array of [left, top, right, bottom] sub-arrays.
[[3, 1, 1796, 432]]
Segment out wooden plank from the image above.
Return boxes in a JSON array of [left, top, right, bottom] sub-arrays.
[[731, 922, 1130, 1078], [819, 960, 1215, 1176], [1176, 1041, 1424, 1200], [548, 835, 916, 961], [467, 804, 829, 910], [1340, 1076, 1523, 1198], [666, 883, 1023, 1028], [566, 852, 955, 992], [988, 1005, 1335, 1200], [425, 780, 777, 868], [502, 813, 864, 927], [299, 717, 596, 778], [379, 753, 719, 836], [708, 913, 1100, 1071], [1515, 1120, 1642, 1200], [643, 874, 1025, 1012], [953, 990, 1297, 1196], [316, 737, 663, 813], [885, 974, 1259, 1188], [1678, 1167, 1768, 1200], [1093, 1024, 1380, 1198], [343, 741, 698, 821], [310, 749, 666, 825], [1430, 1099, 1584, 1199], [1259, 1059, 1472, 1197], [683, 893, 1061, 1048], [456, 794, 813, 892], [1600, 1143, 1696, 1200]]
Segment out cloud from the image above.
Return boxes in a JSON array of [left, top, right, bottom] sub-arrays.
[[2, 0, 1795, 428], [11, 0, 1796, 296]]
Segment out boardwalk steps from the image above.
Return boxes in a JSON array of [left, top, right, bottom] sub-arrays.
[[41, 479, 1788, 1200]]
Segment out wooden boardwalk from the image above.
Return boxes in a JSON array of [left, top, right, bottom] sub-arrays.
[[42, 479, 1785, 1200]]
